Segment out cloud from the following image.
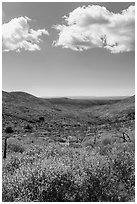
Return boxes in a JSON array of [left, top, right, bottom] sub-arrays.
[[2, 16, 49, 52], [53, 5, 135, 53]]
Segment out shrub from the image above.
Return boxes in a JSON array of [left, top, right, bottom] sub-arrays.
[[102, 137, 112, 146], [8, 139, 25, 153], [87, 121, 92, 125], [8, 143, 25, 153], [2, 142, 135, 202], [83, 140, 94, 148], [24, 124, 32, 131], [39, 117, 45, 122], [5, 126, 13, 134], [3, 156, 21, 174]]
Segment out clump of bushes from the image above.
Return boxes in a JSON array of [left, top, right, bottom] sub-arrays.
[[24, 124, 33, 132], [3, 156, 21, 174], [7, 138, 25, 154], [8, 143, 25, 153], [5, 126, 13, 134], [2, 142, 135, 202]]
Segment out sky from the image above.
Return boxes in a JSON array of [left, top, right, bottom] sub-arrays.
[[2, 2, 135, 97]]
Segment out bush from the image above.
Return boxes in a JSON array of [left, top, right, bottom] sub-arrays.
[[2, 142, 135, 202], [8, 139, 25, 153], [39, 117, 45, 122], [3, 156, 21, 174], [102, 136, 112, 146], [24, 124, 32, 131], [5, 126, 13, 134], [8, 143, 25, 153], [83, 140, 94, 148]]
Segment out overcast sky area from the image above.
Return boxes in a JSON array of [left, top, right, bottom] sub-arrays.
[[2, 2, 135, 98]]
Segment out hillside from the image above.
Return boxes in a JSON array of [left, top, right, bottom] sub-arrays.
[[2, 91, 54, 111], [45, 97, 120, 107], [2, 91, 135, 121], [82, 95, 135, 118], [2, 91, 54, 119], [2, 91, 121, 120], [2, 91, 131, 122], [2, 91, 135, 139]]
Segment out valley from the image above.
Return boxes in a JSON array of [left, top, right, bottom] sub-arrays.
[[2, 91, 135, 202]]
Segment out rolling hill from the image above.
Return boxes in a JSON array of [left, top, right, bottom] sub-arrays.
[[2, 91, 135, 135], [2, 91, 122, 118]]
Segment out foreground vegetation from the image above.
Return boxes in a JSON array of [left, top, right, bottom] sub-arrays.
[[3, 137, 135, 202]]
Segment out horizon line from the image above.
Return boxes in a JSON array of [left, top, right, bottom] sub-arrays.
[[2, 89, 134, 99]]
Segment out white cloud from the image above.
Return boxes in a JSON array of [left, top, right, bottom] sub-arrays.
[[53, 5, 135, 53], [2, 16, 49, 52]]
